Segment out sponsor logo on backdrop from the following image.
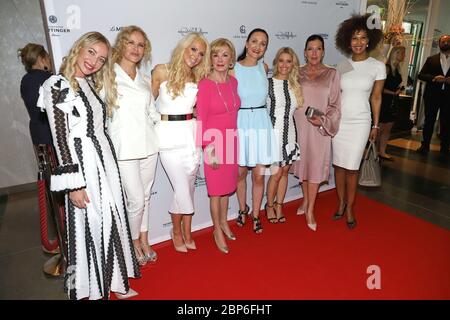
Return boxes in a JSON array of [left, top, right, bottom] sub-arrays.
[[49, 15, 57, 23], [194, 175, 206, 188], [233, 25, 248, 39], [47, 15, 71, 36], [178, 27, 208, 37], [335, 1, 349, 8], [110, 26, 124, 32], [300, 1, 318, 5], [275, 31, 297, 40]]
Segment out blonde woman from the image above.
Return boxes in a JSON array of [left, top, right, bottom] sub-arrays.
[[196, 38, 240, 254], [265, 47, 302, 224], [294, 35, 341, 231], [151, 32, 210, 253], [38, 32, 140, 300], [378, 46, 405, 160], [109, 26, 159, 266]]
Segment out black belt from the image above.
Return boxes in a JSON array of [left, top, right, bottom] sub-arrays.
[[239, 105, 266, 111], [160, 113, 194, 121]]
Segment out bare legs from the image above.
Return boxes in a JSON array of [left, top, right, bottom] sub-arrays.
[[378, 122, 394, 158], [170, 213, 194, 251], [210, 195, 232, 253], [237, 165, 266, 233], [333, 165, 358, 224], [299, 181, 319, 226], [267, 165, 290, 222]]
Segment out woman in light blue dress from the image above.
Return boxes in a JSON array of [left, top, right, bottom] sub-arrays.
[[230, 28, 279, 234]]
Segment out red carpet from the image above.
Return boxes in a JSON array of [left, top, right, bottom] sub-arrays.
[[125, 190, 450, 300]]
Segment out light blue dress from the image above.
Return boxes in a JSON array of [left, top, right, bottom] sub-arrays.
[[235, 61, 280, 166]]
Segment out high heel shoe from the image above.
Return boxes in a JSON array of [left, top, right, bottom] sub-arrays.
[[347, 218, 357, 230], [140, 241, 158, 263], [251, 213, 263, 234], [115, 288, 138, 299], [274, 202, 286, 223], [265, 203, 278, 224], [220, 224, 236, 241], [170, 228, 187, 253], [180, 228, 197, 250], [306, 212, 317, 231], [236, 204, 249, 227], [133, 245, 147, 266], [185, 240, 197, 250], [332, 203, 347, 220], [213, 230, 229, 254], [297, 204, 306, 215], [307, 222, 317, 231]]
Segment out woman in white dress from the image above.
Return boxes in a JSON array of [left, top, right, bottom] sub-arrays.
[[38, 32, 139, 299], [151, 33, 210, 252], [109, 26, 159, 266], [333, 14, 386, 229], [266, 47, 302, 224]]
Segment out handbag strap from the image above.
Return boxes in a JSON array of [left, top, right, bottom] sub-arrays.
[[364, 140, 379, 160]]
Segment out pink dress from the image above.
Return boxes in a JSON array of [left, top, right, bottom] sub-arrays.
[[293, 66, 341, 183], [196, 76, 240, 196]]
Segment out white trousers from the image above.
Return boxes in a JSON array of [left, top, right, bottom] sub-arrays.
[[118, 153, 158, 240], [159, 147, 199, 214]]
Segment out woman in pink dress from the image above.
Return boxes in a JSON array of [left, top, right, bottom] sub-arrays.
[[196, 38, 240, 254], [294, 34, 341, 231]]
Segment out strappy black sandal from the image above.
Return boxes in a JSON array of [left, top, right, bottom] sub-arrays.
[[236, 204, 249, 227], [264, 203, 278, 224], [274, 202, 286, 223], [252, 214, 263, 234]]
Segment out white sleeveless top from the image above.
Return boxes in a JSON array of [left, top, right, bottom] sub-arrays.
[[155, 81, 198, 150]]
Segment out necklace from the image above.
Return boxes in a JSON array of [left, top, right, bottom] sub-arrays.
[[214, 79, 237, 113]]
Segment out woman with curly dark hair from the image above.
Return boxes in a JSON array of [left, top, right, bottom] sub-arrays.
[[332, 14, 386, 229]]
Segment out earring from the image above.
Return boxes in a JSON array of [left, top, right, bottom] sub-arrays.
[[229, 63, 234, 69]]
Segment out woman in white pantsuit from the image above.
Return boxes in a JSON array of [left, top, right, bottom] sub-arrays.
[[151, 33, 210, 252], [333, 14, 386, 229], [109, 26, 159, 266]]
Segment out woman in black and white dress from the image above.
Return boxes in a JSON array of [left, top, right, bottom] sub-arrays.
[[38, 32, 140, 300], [266, 47, 303, 223]]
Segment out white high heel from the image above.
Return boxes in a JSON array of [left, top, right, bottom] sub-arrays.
[[115, 288, 138, 299], [297, 206, 306, 215], [307, 223, 317, 231]]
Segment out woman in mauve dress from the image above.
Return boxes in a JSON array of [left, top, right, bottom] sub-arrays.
[[293, 34, 341, 231]]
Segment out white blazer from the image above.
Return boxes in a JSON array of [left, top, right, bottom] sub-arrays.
[[108, 63, 160, 160]]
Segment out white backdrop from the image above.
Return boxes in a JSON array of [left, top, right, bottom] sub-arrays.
[[41, 0, 363, 244]]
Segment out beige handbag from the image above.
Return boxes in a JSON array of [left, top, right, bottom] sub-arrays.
[[358, 140, 382, 187]]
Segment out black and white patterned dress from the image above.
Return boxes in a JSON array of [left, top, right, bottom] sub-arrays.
[[267, 78, 300, 166], [38, 75, 140, 300]]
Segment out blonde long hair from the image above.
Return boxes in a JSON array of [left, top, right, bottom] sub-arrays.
[[387, 45, 406, 76], [166, 32, 210, 98], [272, 47, 304, 108], [59, 32, 117, 117], [112, 25, 151, 68]]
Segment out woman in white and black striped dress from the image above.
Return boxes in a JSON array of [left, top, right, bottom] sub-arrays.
[[265, 47, 303, 223], [38, 32, 140, 300]]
